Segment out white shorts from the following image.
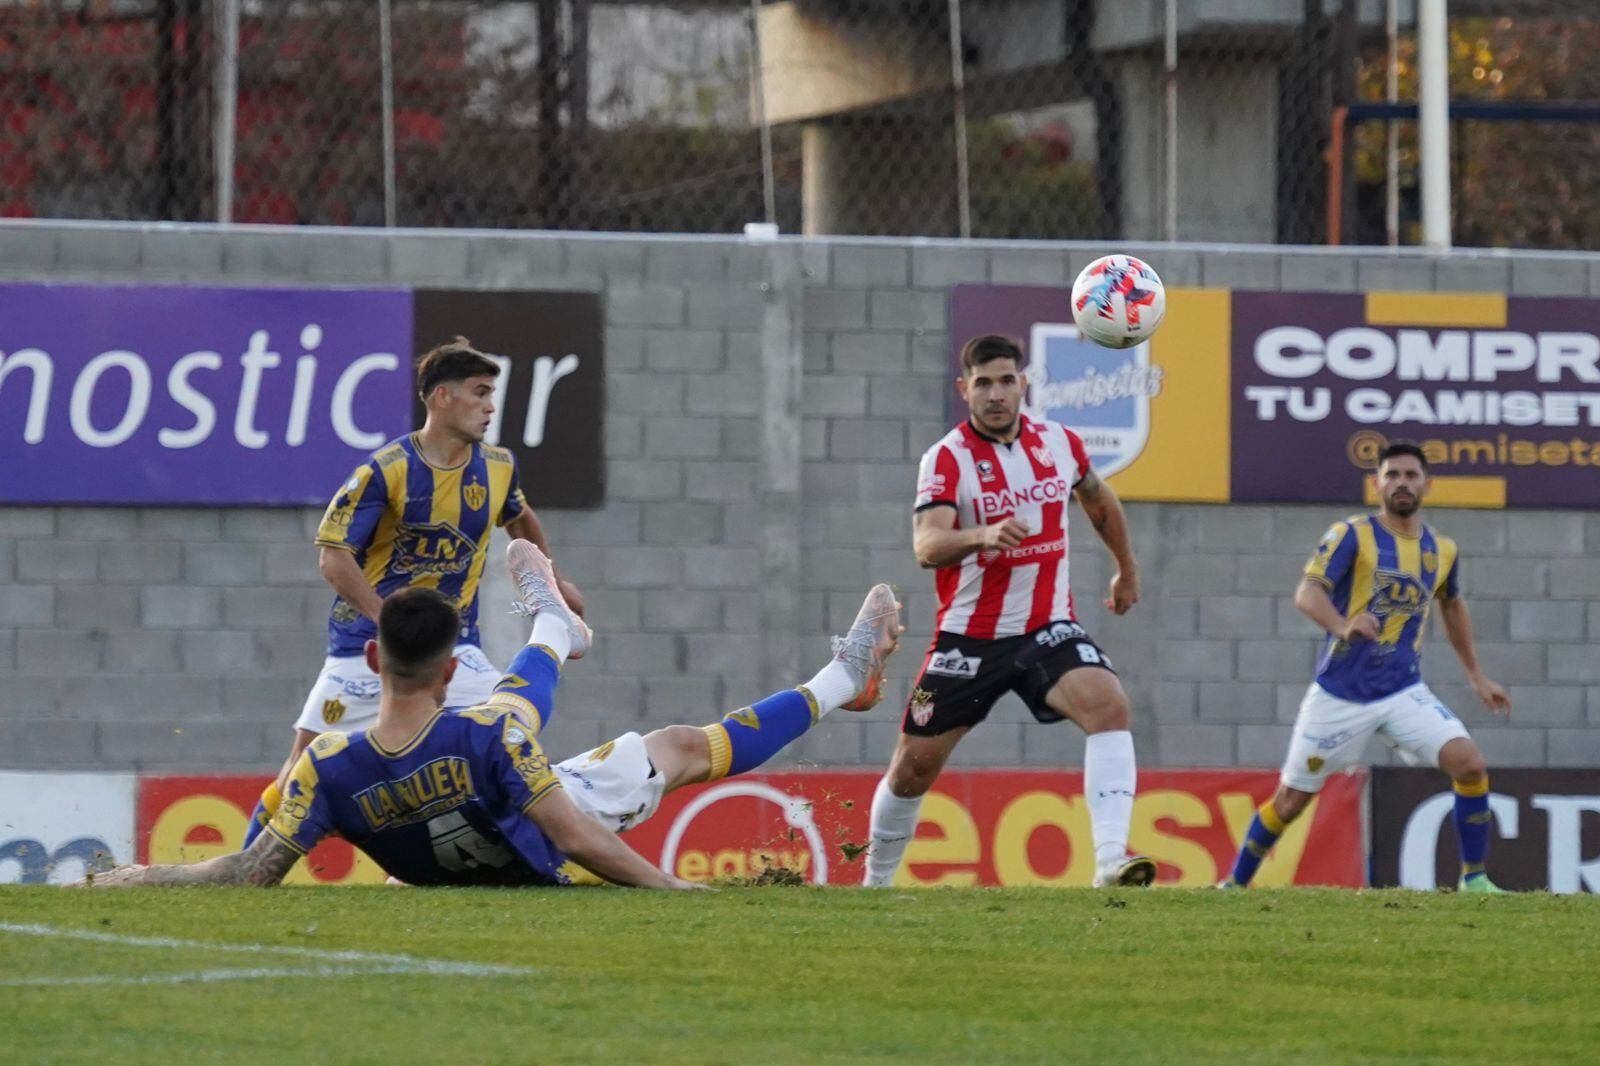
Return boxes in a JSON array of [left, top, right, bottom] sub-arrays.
[[292, 645, 502, 734], [555, 732, 667, 834], [1281, 681, 1471, 793]]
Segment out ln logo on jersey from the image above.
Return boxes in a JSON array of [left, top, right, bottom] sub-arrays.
[[926, 650, 982, 678], [1027, 322, 1163, 478], [392, 522, 475, 576]]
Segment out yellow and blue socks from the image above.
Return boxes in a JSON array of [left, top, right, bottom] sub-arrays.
[[1226, 800, 1287, 888], [701, 688, 822, 781], [1453, 776, 1492, 883], [485, 642, 563, 733]]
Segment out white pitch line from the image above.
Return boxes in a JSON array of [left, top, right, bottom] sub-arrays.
[[0, 922, 531, 980], [1, 965, 434, 988]]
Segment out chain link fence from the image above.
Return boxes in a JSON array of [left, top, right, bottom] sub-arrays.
[[2, 1, 1597, 250]]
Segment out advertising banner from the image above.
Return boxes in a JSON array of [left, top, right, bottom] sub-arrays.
[[1370, 767, 1600, 893], [948, 284, 1231, 503], [949, 285, 1600, 507], [0, 771, 137, 884], [137, 775, 389, 885], [125, 768, 1363, 887], [0, 284, 602, 508], [618, 768, 1367, 887]]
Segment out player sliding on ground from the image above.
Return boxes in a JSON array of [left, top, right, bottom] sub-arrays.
[[1221, 441, 1512, 892], [83, 542, 903, 889]]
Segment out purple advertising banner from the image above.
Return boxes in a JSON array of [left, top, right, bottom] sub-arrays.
[[0, 284, 415, 505], [1231, 292, 1600, 508]]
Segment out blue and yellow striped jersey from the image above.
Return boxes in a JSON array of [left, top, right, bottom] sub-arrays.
[[315, 434, 527, 655], [1304, 513, 1461, 703], [264, 706, 573, 886]]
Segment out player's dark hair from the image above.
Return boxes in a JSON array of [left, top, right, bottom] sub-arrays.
[[416, 337, 499, 402], [1377, 439, 1428, 471], [959, 334, 1024, 374], [377, 588, 460, 682]]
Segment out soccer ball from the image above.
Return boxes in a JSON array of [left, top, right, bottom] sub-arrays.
[[1070, 255, 1166, 349]]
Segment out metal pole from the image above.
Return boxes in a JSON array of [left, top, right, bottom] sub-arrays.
[[1162, 0, 1177, 242], [379, 0, 397, 228], [1384, 0, 1399, 245], [748, 0, 776, 225], [214, 0, 239, 223], [947, 0, 971, 238], [1417, 0, 1451, 248]]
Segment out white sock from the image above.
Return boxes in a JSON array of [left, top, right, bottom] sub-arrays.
[[1084, 730, 1137, 868], [801, 660, 858, 719], [863, 776, 924, 887], [530, 613, 571, 663]]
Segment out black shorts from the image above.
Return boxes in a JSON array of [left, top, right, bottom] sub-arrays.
[[902, 621, 1116, 737]]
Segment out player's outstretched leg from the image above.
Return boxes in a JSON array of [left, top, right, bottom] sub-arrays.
[[486, 539, 597, 732], [644, 584, 903, 791]]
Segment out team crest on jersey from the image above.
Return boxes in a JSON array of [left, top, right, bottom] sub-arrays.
[[1307, 756, 1325, 773], [909, 687, 934, 726], [393, 522, 475, 576], [1029, 444, 1056, 469], [321, 698, 346, 725], [975, 459, 997, 482], [463, 479, 488, 512], [1026, 321, 1161, 477], [1421, 551, 1438, 573]]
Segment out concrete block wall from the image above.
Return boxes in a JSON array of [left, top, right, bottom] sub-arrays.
[[1, 222, 1597, 771]]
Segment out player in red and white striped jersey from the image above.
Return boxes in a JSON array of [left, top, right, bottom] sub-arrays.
[[862, 334, 1156, 889]]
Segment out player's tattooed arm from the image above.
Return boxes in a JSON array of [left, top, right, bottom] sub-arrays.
[[77, 831, 302, 888], [1073, 470, 1139, 613]]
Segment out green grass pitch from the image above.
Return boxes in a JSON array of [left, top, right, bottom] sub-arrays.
[[2, 886, 1597, 1064]]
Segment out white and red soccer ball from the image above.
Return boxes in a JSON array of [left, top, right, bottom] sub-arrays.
[[1070, 255, 1166, 349]]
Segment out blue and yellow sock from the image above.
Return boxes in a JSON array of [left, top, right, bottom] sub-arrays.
[[481, 644, 563, 733], [1453, 776, 1492, 881], [240, 780, 282, 850], [1226, 801, 1287, 888], [701, 688, 821, 781]]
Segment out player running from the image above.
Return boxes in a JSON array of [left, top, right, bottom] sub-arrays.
[[1221, 440, 1511, 892], [242, 337, 581, 848], [84, 542, 903, 888], [862, 334, 1154, 889]]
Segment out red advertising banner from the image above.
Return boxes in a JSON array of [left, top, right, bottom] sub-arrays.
[[135, 769, 1367, 888], [137, 775, 389, 885], [613, 768, 1366, 888]]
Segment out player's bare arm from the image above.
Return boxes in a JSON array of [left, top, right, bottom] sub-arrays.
[[1294, 578, 1379, 642], [318, 544, 384, 623], [1073, 470, 1139, 615], [524, 787, 699, 889], [1438, 594, 1512, 716], [911, 505, 1027, 569], [79, 831, 302, 888]]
